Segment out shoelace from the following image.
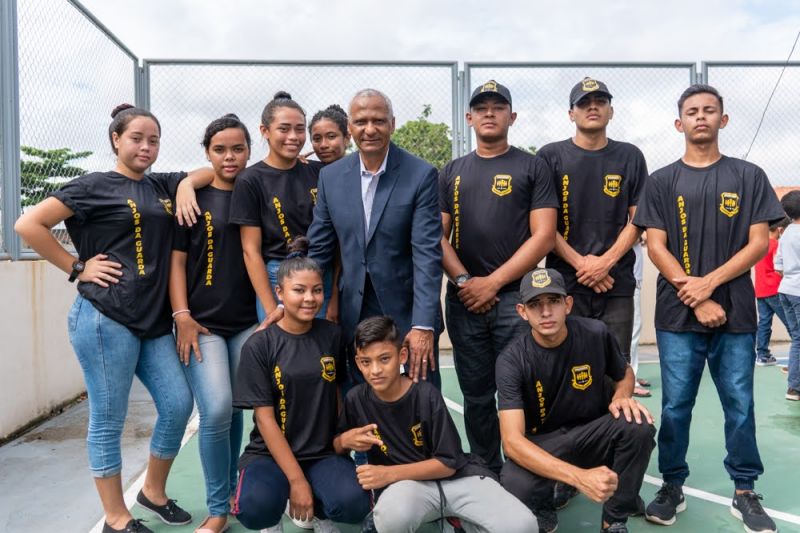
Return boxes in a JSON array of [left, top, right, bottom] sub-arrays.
[[163, 499, 182, 517], [655, 484, 680, 503], [739, 492, 767, 515]]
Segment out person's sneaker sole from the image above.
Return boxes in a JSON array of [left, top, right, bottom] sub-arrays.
[[729, 506, 778, 533], [786, 391, 800, 401], [756, 359, 777, 367], [645, 500, 687, 526]]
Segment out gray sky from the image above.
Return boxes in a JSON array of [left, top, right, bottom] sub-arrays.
[[80, 0, 800, 63]]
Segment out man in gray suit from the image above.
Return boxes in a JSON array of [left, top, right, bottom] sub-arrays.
[[307, 89, 443, 387]]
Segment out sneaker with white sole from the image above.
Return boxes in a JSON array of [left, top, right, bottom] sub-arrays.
[[756, 356, 777, 366], [730, 491, 777, 533], [786, 388, 800, 401], [645, 483, 686, 525]]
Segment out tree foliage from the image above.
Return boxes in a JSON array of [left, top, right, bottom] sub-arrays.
[[392, 105, 452, 170], [20, 146, 91, 207]]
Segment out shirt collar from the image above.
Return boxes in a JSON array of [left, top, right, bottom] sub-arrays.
[[359, 149, 389, 177]]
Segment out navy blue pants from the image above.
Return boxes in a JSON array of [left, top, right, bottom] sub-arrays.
[[233, 455, 370, 529]]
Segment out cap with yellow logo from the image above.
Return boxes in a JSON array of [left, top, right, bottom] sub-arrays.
[[569, 77, 613, 107], [469, 79, 512, 107], [519, 268, 567, 303]]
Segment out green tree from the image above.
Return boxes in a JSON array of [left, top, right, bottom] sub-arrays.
[[392, 105, 452, 170], [20, 146, 91, 207], [518, 145, 537, 155]]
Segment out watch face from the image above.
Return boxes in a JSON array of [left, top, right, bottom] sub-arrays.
[[73, 261, 85, 273]]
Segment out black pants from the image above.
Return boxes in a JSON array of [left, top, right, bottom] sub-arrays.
[[500, 414, 656, 524], [571, 294, 634, 362], [446, 285, 529, 473]]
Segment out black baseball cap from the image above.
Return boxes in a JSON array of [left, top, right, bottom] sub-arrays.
[[469, 80, 512, 107], [570, 77, 613, 107], [519, 268, 567, 304]]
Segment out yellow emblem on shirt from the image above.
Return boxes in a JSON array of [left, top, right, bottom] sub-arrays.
[[159, 198, 173, 215], [410, 423, 423, 447], [571, 364, 593, 391], [719, 192, 740, 218], [320, 355, 336, 383], [603, 174, 622, 198], [491, 175, 512, 197]]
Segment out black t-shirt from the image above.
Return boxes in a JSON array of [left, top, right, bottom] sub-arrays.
[[633, 156, 784, 333], [439, 147, 559, 292], [538, 139, 648, 296], [233, 319, 344, 467], [51, 171, 185, 338], [496, 316, 628, 436], [173, 186, 257, 337], [229, 160, 322, 261], [338, 380, 467, 474]]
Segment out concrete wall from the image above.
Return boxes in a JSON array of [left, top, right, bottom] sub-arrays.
[[0, 256, 788, 439], [0, 260, 83, 440]]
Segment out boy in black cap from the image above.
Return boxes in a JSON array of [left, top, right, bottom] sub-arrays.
[[538, 76, 648, 368], [497, 268, 655, 533], [335, 315, 538, 533], [634, 84, 782, 533], [438, 79, 558, 473]]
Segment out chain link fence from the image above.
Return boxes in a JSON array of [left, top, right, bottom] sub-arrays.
[[465, 63, 696, 173], [10, 0, 137, 254], [144, 61, 458, 175], [5, 0, 800, 259], [704, 62, 800, 187]]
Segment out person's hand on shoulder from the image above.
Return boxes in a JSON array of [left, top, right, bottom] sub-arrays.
[[255, 305, 284, 332]]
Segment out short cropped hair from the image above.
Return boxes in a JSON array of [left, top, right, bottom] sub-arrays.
[[781, 190, 800, 220], [770, 216, 790, 231], [677, 84, 724, 114], [354, 315, 401, 350]]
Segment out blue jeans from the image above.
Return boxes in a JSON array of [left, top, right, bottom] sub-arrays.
[[256, 260, 332, 321], [778, 294, 800, 389], [181, 324, 257, 517], [446, 286, 529, 472], [68, 295, 193, 478], [756, 295, 788, 358], [234, 455, 370, 529], [655, 330, 763, 490]]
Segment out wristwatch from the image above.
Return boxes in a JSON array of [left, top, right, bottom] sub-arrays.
[[454, 273, 471, 287], [68, 260, 85, 283]]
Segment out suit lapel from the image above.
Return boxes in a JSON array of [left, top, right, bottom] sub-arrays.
[[367, 144, 401, 244], [344, 155, 367, 251]]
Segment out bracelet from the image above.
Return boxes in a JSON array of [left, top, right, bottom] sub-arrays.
[[172, 309, 191, 318]]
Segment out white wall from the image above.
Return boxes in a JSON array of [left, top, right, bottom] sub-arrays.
[[0, 260, 83, 440]]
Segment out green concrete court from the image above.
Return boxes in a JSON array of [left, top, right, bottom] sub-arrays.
[[127, 361, 800, 532]]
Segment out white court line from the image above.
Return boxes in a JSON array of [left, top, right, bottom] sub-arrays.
[[442, 396, 800, 526], [89, 414, 200, 533]]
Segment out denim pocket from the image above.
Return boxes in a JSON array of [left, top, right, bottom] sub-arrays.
[[67, 295, 83, 333]]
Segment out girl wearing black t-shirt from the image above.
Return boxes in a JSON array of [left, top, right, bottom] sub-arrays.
[[307, 103, 350, 324], [229, 92, 332, 324], [15, 105, 212, 533], [168, 114, 259, 533], [232, 239, 370, 531]]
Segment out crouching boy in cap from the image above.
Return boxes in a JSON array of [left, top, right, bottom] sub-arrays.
[[335, 315, 538, 533], [497, 268, 655, 533]]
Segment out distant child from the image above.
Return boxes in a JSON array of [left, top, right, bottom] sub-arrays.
[[775, 191, 800, 401], [754, 216, 790, 366], [335, 315, 538, 533]]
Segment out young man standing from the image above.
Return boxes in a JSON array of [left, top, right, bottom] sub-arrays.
[[497, 268, 655, 533], [538, 77, 648, 365], [439, 80, 558, 472], [634, 84, 783, 533]]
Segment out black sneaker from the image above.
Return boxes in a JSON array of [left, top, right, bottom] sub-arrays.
[[601, 523, 628, 533], [553, 482, 579, 510], [645, 483, 686, 525], [135, 489, 192, 525], [730, 492, 777, 533], [102, 519, 153, 533], [533, 505, 558, 533]]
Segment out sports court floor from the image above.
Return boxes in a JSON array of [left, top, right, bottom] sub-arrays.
[[114, 351, 800, 533]]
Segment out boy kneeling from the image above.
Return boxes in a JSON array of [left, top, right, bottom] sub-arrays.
[[335, 316, 538, 533], [498, 269, 656, 533]]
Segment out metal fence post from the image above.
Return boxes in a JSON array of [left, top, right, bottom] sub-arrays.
[[1, 0, 21, 260], [138, 60, 151, 110]]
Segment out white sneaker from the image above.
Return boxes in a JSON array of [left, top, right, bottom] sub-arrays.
[[285, 502, 313, 529], [260, 522, 284, 533], [312, 518, 340, 533]]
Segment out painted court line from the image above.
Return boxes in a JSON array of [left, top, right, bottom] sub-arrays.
[[442, 396, 800, 526]]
